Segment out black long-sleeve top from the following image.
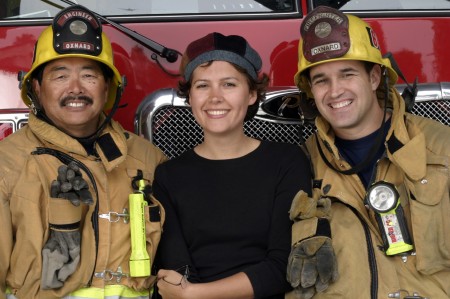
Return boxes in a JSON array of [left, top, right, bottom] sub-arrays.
[[153, 140, 312, 298]]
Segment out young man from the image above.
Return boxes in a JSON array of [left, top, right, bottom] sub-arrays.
[[287, 6, 450, 299], [0, 5, 166, 299]]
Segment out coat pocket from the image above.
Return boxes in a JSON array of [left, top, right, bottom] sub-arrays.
[[144, 194, 165, 265], [409, 164, 450, 275]]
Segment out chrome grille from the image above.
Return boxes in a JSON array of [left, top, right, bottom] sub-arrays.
[[411, 100, 450, 125], [151, 100, 449, 159]]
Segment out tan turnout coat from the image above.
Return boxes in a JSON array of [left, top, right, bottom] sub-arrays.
[[0, 114, 166, 298], [290, 89, 450, 298]]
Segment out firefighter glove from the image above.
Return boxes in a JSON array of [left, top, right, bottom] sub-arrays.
[[289, 190, 331, 221], [50, 162, 93, 206], [287, 235, 338, 298], [288, 191, 337, 297], [41, 229, 81, 289]]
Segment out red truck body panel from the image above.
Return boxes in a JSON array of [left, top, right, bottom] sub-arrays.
[[1, 3, 449, 133]]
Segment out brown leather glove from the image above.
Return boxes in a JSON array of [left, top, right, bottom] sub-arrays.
[[289, 190, 331, 221]]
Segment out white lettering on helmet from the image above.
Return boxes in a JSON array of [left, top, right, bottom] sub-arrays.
[[311, 42, 341, 56], [304, 13, 343, 32], [62, 11, 93, 22], [63, 42, 93, 51]]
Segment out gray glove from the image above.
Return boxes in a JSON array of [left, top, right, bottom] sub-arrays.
[[50, 162, 93, 206], [287, 236, 338, 298], [288, 191, 338, 298], [41, 230, 81, 289], [41, 162, 91, 289]]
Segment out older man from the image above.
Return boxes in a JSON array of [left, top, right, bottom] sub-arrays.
[[0, 5, 165, 299]]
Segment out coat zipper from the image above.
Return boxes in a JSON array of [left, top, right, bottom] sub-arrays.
[[348, 204, 378, 299], [32, 147, 99, 287]]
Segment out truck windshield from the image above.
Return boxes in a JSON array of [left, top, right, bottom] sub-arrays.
[[314, 0, 450, 10], [2, 0, 296, 18]]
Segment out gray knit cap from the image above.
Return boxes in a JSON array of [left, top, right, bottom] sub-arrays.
[[181, 32, 262, 81]]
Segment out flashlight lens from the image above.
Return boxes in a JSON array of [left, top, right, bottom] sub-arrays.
[[369, 185, 396, 212]]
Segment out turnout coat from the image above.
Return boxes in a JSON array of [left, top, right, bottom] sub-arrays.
[[291, 89, 450, 298], [0, 113, 166, 299]]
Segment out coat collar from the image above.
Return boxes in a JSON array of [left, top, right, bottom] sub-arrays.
[[28, 113, 128, 171], [313, 88, 427, 181]]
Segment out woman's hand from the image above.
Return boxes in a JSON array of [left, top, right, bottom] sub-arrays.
[[157, 269, 192, 299], [156, 268, 254, 299]]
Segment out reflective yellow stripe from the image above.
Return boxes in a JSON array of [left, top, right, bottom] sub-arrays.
[[5, 285, 150, 299], [6, 287, 16, 299], [5, 287, 14, 298], [66, 285, 150, 298]]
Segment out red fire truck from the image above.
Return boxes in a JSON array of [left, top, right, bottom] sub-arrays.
[[1, 0, 449, 157]]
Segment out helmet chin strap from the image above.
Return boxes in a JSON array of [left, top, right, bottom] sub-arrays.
[[78, 78, 125, 142], [315, 68, 390, 176], [26, 81, 55, 125]]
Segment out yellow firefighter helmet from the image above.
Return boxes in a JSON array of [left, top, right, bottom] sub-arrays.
[[294, 6, 398, 98], [19, 5, 122, 111]]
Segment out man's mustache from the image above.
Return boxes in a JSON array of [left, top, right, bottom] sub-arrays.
[[60, 95, 94, 106]]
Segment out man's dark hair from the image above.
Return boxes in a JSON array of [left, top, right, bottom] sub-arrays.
[[304, 60, 376, 84]]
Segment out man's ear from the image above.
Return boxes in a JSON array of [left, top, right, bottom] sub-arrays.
[[370, 64, 382, 91], [104, 78, 111, 105], [31, 78, 41, 98]]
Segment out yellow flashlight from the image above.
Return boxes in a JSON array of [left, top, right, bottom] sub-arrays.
[[129, 179, 150, 277], [366, 181, 413, 256]]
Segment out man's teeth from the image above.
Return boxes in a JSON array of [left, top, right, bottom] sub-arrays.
[[330, 100, 352, 109], [66, 102, 85, 107]]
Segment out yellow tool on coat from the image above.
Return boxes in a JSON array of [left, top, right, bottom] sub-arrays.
[[129, 179, 150, 277], [366, 181, 414, 256]]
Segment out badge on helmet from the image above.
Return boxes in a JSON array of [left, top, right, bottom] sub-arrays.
[[52, 6, 103, 56], [300, 6, 350, 63]]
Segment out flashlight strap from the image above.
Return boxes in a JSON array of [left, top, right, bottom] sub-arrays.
[[365, 150, 387, 196], [95, 78, 126, 135], [79, 79, 125, 143], [315, 127, 384, 176]]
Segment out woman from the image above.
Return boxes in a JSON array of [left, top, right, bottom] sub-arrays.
[[154, 32, 312, 299]]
